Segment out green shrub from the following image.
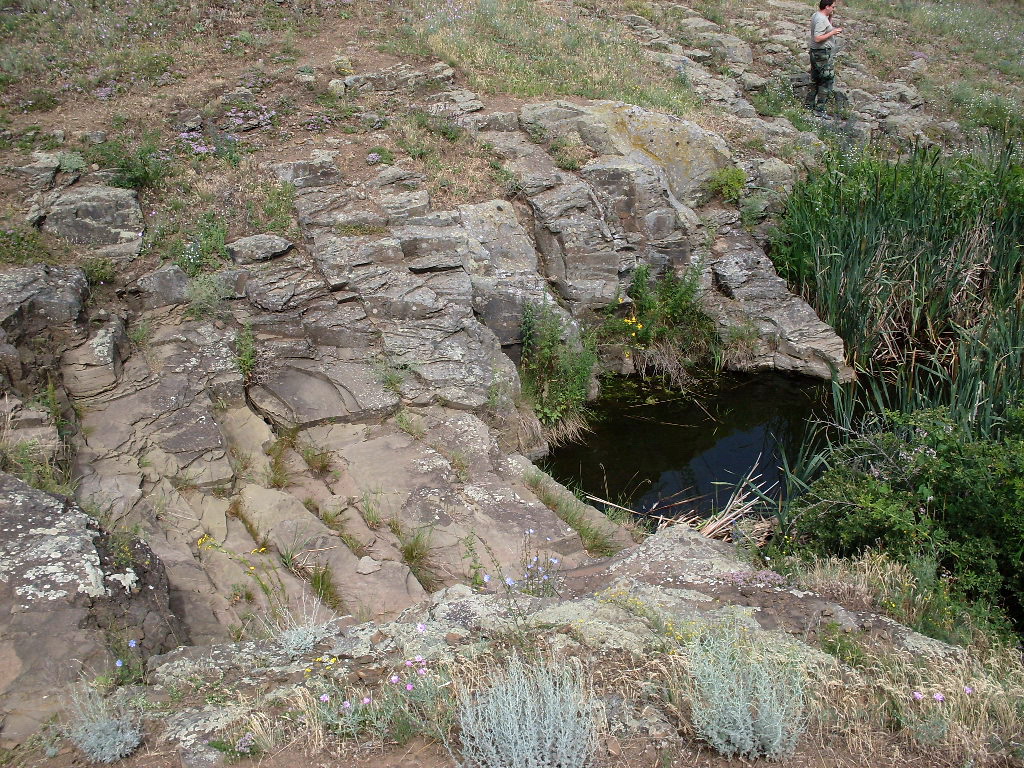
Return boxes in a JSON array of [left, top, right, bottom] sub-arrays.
[[82, 256, 117, 286], [22, 87, 58, 111], [392, 521, 442, 592], [408, 109, 463, 142], [458, 655, 597, 768], [680, 621, 808, 759], [0, 439, 75, 496], [519, 302, 596, 432], [57, 151, 86, 173], [235, 323, 257, 382], [949, 86, 1024, 139], [308, 564, 344, 611], [173, 212, 228, 276], [750, 77, 801, 118], [601, 264, 718, 388], [366, 146, 395, 165], [270, 604, 338, 657], [707, 166, 746, 203], [790, 407, 1024, 636], [86, 135, 171, 190], [261, 182, 296, 233], [185, 273, 230, 320]]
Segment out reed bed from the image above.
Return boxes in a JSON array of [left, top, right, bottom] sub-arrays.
[[774, 140, 1024, 435]]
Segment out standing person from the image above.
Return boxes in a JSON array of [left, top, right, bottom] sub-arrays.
[[808, 0, 843, 112]]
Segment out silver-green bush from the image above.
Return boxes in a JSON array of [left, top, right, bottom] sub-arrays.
[[64, 687, 143, 764], [685, 621, 807, 760], [457, 656, 597, 768], [267, 600, 338, 657]]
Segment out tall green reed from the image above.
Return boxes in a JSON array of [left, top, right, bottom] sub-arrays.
[[773, 139, 1024, 436]]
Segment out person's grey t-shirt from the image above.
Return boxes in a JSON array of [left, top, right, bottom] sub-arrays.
[[809, 10, 834, 49]]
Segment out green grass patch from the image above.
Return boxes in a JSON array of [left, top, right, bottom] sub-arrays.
[[706, 166, 746, 204], [524, 469, 620, 557], [84, 134, 172, 190], [519, 302, 596, 438], [235, 323, 257, 382], [389, 0, 698, 116], [173, 212, 229, 276], [0, 440, 76, 497], [309, 564, 345, 612], [0, 224, 56, 266], [391, 520, 443, 592]]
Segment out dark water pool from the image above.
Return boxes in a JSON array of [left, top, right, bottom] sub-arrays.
[[545, 373, 829, 517]]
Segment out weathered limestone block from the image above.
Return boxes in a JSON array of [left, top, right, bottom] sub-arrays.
[[458, 200, 536, 272], [314, 235, 403, 290], [381, 190, 431, 223], [425, 88, 485, 115]]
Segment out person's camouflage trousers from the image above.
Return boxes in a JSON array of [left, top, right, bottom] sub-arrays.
[[808, 47, 837, 109]]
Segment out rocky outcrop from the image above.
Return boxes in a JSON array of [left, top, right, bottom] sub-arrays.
[[0, 58, 871, 751], [0, 473, 185, 745], [0, 70, 852, 667], [704, 230, 855, 381], [0, 265, 88, 390]]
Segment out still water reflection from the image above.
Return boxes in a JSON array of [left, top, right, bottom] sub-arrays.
[[545, 374, 829, 516]]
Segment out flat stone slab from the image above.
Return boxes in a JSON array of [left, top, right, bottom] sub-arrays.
[[249, 359, 399, 429], [40, 184, 143, 245]]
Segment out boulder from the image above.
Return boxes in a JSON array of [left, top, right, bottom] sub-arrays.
[[271, 151, 342, 189], [0, 266, 87, 339], [520, 101, 732, 206], [0, 473, 185, 745], [695, 31, 754, 69], [39, 184, 143, 245], [702, 231, 855, 381], [342, 62, 454, 93], [60, 314, 131, 398], [11, 152, 60, 191], [226, 234, 294, 264], [135, 265, 189, 309]]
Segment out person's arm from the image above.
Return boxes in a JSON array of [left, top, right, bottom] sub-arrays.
[[813, 26, 843, 43]]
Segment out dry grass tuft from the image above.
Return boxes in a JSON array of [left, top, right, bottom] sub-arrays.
[[810, 640, 1024, 766]]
